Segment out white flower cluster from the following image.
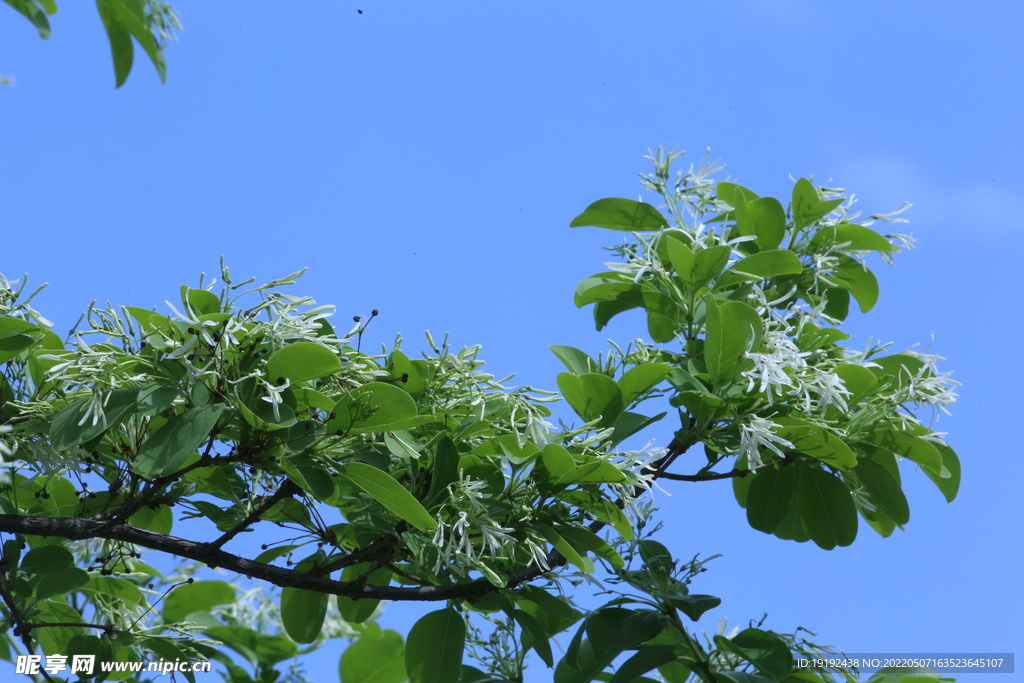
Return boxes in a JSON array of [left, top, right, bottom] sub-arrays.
[[742, 330, 851, 415]]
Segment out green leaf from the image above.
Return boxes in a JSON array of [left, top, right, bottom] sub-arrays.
[[861, 428, 942, 476], [715, 628, 793, 679], [797, 466, 858, 550], [833, 364, 878, 406], [20, 545, 74, 574], [608, 411, 666, 450], [266, 342, 342, 384], [550, 345, 602, 375], [281, 585, 328, 644], [141, 639, 197, 683], [181, 286, 221, 315], [128, 504, 174, 535], [556, 372, 624, 429], [856, 456, 910, 528], [609, 644, 679, 683], [137, 383, 179, 416], [772, 417, 857, 470], [163, 581, 236, 624], [810, 223, 895, 253], [95, 0, 167, 88], [618, 363, 672, 406], [539, 525, 593, 573], [717, 249, 803, 287], [734, 197, 787, 250], [666, 241, 731, 289], [558, 526, 624, 568], [826, 255, 879, 313], [513, 608, 554, 667], [337, 564, 392, 624], [327, 383, 423, 435], [388, 348, 430, 397], [0, 316, 41, 339], [132, 404, 225, 479], [925, 442, 961, 503], [716, 182, 760, 205], [570, 198, 668, 232], [50, 388, 141, 450], [4, 0, 53, 39], [792, 178, 844, 229], [35, 568, 90, 600], [405, 608, 466, 683], [746, 464, 797, 534], [667, 594, 721, 622], [541, 443, 576, 480], [204, 626, 298, 668], [35, 599, 83, 656], [704, 298, 762, 386], [341, 462, 438, 532], [638, 540, 673, 577], [341, 627, 407, 683], [281, 553, 328, 644]]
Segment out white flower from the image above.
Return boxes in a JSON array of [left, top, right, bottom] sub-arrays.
[[742, 331, 810, 405], [523, 533, 551, 571], [477, 520, 515, 560], [78, 387, 112, 428], [260, 378, 290, 421], [735, 416, 794, 470], [807, 369, 851, 415]]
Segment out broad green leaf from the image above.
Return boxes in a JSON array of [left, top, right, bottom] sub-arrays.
[[0, 316, 40, 339], [141, 639, 197, 683], [132, 404, 226, 479], [715, 628, 793, 680], [558, 526, 624, 568], [704, 298, 762, 386], [862, 428, 942, 476], [573, 274, 636, 308], [388, 348, 430, 397], [539, 525, 593, 573], [163, 581, 236, 623], [618, 363, 672, 405], [569, 198, 668, 232], [638, 540, 673, 577], [86, 577, 142, 607], [549, 345, 602, 375], [337, 564, 392, 624], [554, 457, 626, 486], [427, 436, 461, 507], [855, 457, 910, 526], [203, 626, 298, 668], [128, 504, 174, 535], [716, 182, 760, 205], [772, 417, 857, 470], [608, 411, 666, 450], [95, 0, 167, 88], [281, 553, 328, 644], [746, 465, 797, 534], [609, 645, 679, 683], [556, 372, 624, 429], [405, 608, 466, 683], [513, 609, 554, 667], [621, 610, 666, 647], [797, 466, 858, 550], [340, 627, 406, 683], [827, 255, 879, 313], [833, 363, 878, 406], [541, 443, 576, 480], [182, 287, 220, 315], [35, 599, 83, 655], [266, 342, 341, 384], [137, 383, 179, 416], [667, 241, 732, 289], [810, 223, 895, 253], [20, 545, 75, 574], [734, 197, 787, 250], [516, 585, 581, 638], [35, 568, 90, 600], [717, 249, 803, 287], [4, 0, 53, 38], [667, 594, 721, 622], [292, 387, 336, 413], [50, 388, 141, 450], [281, 585, 328, 644], [0, 333, 42, 363], [792, 178, 844, 229], [341, 462, 438, 531], [925, 442, 961, 503], [327, 383, 422, 435]]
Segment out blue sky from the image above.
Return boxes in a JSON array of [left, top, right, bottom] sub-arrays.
[[2, 2, 1022, 681]]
